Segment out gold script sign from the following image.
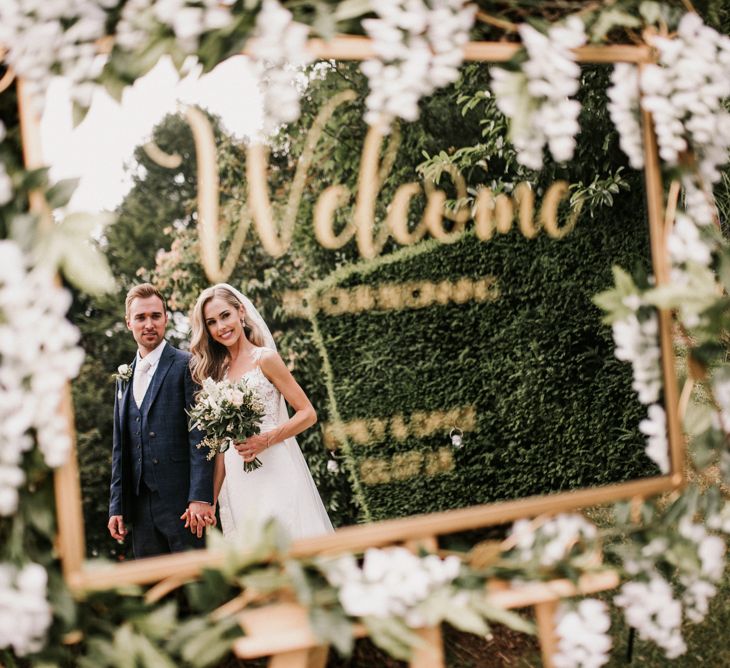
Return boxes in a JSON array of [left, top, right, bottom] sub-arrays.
[[180, 90, 583, 282]]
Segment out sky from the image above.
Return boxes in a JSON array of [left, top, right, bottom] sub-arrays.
[[41, 55, 262, 213]]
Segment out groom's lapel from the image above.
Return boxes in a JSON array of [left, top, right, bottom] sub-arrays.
[[119, 359, 134, 429], [142, 344, 175, 415]]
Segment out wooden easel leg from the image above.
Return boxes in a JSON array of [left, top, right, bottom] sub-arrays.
[[269, 645, 329, 668], [534, 600, 558, 668], [409, 626, 445, 668]]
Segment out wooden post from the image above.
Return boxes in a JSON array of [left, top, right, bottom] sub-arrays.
[[534, 600, 559, 668]]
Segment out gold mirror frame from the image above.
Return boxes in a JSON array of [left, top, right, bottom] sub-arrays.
[[15, 37, 681, 590]]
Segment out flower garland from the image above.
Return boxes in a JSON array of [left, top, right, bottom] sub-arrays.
[[249, 0, 313, 137], [640, 13, 730, 184], [491, 17, 586, 170], [0, 241, 84, 516], [0, 0, 108, 110], [361, 0, 476, 129], [553, 599, 612, 668], [0, 563, 52, 656]]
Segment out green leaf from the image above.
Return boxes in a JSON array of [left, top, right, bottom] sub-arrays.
[[363, 617, 423, 661], [46, 178, 79, 209], [590, 9, 641, 42], [683, 400, 713, 438], [309, 607, 354, 656], [471, 597, 536, 635], [443, 603, 488, 635], [132, 602, 178, 641]]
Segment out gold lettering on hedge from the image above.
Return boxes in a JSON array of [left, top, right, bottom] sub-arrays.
[[283, 277, 499, 319], [322, 405, 477, 450], [360, 448, 454, 485], [188, 91, 586, 281]]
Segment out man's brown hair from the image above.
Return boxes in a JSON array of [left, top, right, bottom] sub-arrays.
[[125, 284, 167, 317]]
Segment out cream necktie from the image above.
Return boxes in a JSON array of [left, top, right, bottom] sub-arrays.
[[133, 358, 152, 407]]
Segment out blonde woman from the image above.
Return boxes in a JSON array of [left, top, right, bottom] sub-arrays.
[[188, 283, 333, 541]]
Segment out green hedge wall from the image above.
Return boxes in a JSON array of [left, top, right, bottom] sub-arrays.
[[310, 198, 659, 522]]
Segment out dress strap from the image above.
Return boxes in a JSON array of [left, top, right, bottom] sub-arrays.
[[250, 347, 264, 365]]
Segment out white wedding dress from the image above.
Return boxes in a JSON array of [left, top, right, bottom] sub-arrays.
[[217, 347, 334, 542]]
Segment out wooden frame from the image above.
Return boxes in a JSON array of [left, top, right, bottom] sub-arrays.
[[13, 36, 680, 594]]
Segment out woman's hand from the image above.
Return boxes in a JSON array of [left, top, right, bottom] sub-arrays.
[[234, 433, 273, 462]]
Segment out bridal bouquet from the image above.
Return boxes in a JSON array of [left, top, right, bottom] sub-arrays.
[[188, 377, 265, 472]]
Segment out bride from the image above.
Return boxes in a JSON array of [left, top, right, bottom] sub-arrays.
[[188, 283, 333, 542]]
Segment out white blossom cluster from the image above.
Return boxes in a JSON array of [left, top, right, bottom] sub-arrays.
[[0, 241, 84, 516], [611, 305, 662, 405], [640, 12, 730, 183], [682, 176, 717, 227], [116, 0, 232, 55], [607, 64, 644, 169], [320, 547, 461, 626], [553, 599, 612, 668], [614, 574, 687, 659], [0, 562, 52, 656], [361, 0, 476, 129], [707, 500, 730, 534], [668, 212, 714, 269], [0, 0, 112, 110], [249, 0, 313, 137], [491, 16, 586, 170], [508, 514, 597, 567], [638, 403, 669, 474]]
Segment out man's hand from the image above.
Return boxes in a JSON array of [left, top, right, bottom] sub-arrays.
[[181, 501, 216, 538], [108, 515, 127, 541]]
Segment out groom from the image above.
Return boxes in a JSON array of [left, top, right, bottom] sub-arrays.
[[108, 283, 215, 558]]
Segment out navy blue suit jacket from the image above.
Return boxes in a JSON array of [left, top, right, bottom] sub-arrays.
[[109, 344, 213, 522]]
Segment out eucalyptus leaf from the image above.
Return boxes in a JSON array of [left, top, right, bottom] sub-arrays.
[[45, 178, 79, 209], [309, 606, 354, 656], [471, 597, 536, 635], [131, 602, 178, 640], [334, 0, 372, 21], [443, 602, 488, 635]]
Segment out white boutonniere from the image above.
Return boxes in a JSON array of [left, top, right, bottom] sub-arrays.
[[113, 364, 133, 399]]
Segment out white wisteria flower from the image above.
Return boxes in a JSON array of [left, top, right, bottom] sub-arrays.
[[611, 308, 662, 405], [607, 63, 644, 169], [668, 212, 714, 267], [638, 403, 669, 474], [361, 0, 476, 130], [0, 241, 84, 515], [117, 0, 232, 56], [553, 598, 612, 668], [492, 16, 586, 169], [682, 176, 718, 226], [0, 0, 110, 110], [614, 574, 687, 659], [640, 13, 730, 184], [508, 514, 597, 568], [678, 517, 726, 582], [0, 161, 12, 207], [249, 0, 313, 137], [0, 563, 52, 656], [320, 547, 461, 624]]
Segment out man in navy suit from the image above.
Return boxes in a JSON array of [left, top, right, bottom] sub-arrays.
[[108, 284, 215, 558]]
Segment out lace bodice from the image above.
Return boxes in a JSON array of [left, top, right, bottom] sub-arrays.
[[241, 365, 281, 432]]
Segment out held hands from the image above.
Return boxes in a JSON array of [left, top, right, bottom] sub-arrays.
[[180, 501, 217, 538], [234, 432, 272, 463], [108, 515, 127, 541]]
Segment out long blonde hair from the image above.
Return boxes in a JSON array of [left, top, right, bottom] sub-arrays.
[[190, 285, 266, 384]]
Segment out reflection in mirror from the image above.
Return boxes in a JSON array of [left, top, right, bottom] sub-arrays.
[[43, 58, 669, 560]]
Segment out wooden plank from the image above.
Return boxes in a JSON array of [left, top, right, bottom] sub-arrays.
[[535, 600, 559, 668], [243, 36, 654, 64]]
